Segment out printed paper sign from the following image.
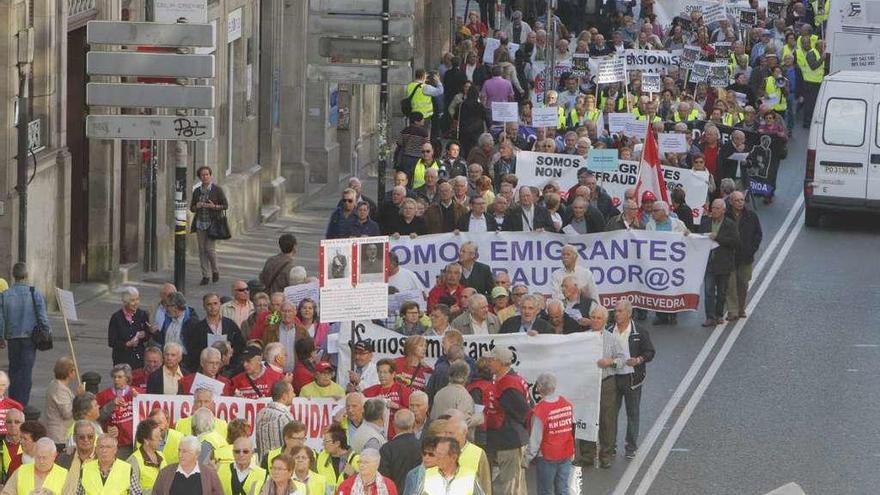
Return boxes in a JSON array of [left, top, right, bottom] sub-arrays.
[[532, 107, 560, 128], [658, 133, 689, 153], [284, 281, 319, 308], [689, 61, 710, 83], [714, 41, 732, 59], [571, 53, 590, 77], [739, 8, 757, 26], [492, 101, 520, 123], [55, 288, 78, 321], [190, 373, 227, 397], [319, 237, 389, 323], [624, 119, 650, 138], [708, 63, 730, 87], [597, 57, 627, 84], [623, 50, 681, 73], [516, 151, 588, 191], [702, 3, 726, 24], [642, 73, 662, 93], [767, 0, 785, 18], [608, 112, 635, 133], [680, 45, 702, 69], [586, 149, 620, 174]]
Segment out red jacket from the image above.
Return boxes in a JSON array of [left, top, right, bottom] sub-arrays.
[[177, 373, 234, 396], [393, 358, 433, 392], [95, 387, 138, 447], [466, 379, 500, 430], [363, 382, 411, 439], [427, 284, 465, 312], [291, 362, 314, 395], [232, 367, 283, 399], [0, 397, 23, 436], [336, 474, 398, 495]]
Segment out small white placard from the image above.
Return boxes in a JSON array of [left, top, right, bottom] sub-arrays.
[[491, 101, 519, 123]]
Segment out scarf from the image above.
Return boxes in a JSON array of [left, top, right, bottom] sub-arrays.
[[351, 473, 391, 495]]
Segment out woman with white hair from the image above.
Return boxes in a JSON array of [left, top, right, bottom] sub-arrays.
[[108, 286, 151, 368], [94, 364, 137, 456], [335, 448, 396, 495], [152, 435, 224, 495]]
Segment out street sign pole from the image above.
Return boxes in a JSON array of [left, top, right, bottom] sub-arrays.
[[378, 0, 390, 206], [174, 19, 190, 292]]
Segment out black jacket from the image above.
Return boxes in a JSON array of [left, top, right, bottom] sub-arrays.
[[456, 213, 498, 232], [699, 216, 740, 274], [561, 205, 606, 234], [499, 316, 554, 334], [184, 317, 246, 371], [674, 203, 696, 232], [189, 183, 229, 233], [146, 365, 191, 394], [727, 207, 762, 265], [108, 309, 150, 369], [379, 432, 422, 492], [459, 261, 494, 298], [503, 205, 555, 232], [608, 322, 655, 388], [719, 141, 749, 182]]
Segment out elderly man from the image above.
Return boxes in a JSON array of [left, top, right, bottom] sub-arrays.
[[336, 448, 396, 495], [491, 142, 517, 191], [255, 381, 295, 457], [146, 343, 187, 395], [542, 299, 581, 334], [451, 176, 473, 207], [191, 408, 227, 464], [300, 361, 345, 399], [345, 341, 380, 393], [725, 191, 762, 320], [152, 436, 223, 495], [452, 294, 501, 335], [414, 167, 440, 204], [1, 408, 25, 481], [335, 392, 366, 448], [379, 410, 421, 492], [605, 198, 642, 231], [350, 399, 387, 454], [699, 199, 740, 327], [379, 185, 409, 235], [427, 263, 465, 313], [457, 196, 497, 232], [408, 391, 430, 439], [154, 292, 198, 349], [177, 347, 232, 396], [486, 347, 530, 495], [220, 281, 254, 328], [645, 200, 690, 326], [152, 283, 177, 329], [131, 346, 163, 389], [185, 293, 245, 371], [525, 373, 574, 495], [611, 300, 655, 459], [174, 388, 228, 438], [456, 242, 494, 297], [217, 436, 265, 495], [559, 276, 597, 329], [425, 304, 453, 337], [424, 182, 469, 234], [430, 362, 480, 429], [561, 196, 605, 234], [434, 411, 491, 495], [147, 409, 183, 465], [500, 294, 553, 335], [77, 434, 142, 495], [232, 347, 283, 398], [1, 438, 67, 495], [551, 244, 600, 302], [421, 437, 485, 495], [504, 187, 553, 232]]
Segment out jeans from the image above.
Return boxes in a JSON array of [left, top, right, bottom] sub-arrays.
[[7, 337, 36, 406], [704, 272, 730, 320], [615, 375, 642, 454], [535, 457, 572, 495]]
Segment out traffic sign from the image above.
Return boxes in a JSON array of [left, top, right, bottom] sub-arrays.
[[154, 0, 208, 23], [87, 83, 215, 108], [310, 15, 413, 36], [318, 37, 412, 60], [309, 0, 415, 16], [86, 52, 215, 78], [86, 115, 215, 140], [86, 21, 214, 47], [307, 64, 411, 84]]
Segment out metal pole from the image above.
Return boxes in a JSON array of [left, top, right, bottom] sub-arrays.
[[544, 1, 556, 92], [174, 17, 190, 291], [377, 0, 390, 206], [15, 68, 29, 263]]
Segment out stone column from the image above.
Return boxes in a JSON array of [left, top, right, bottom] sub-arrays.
[[279, 0, 310, 194]]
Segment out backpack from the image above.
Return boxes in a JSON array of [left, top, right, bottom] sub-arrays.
[[400, 83, 423, 116]]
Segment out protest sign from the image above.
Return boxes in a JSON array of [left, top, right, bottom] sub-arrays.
[[516, 151, 587, 192], [284, 281, 319, 307], [689, 61, 710, 83], [189, 373, 227, 397], [624, 119, 649, 139], [739, 8, 757, 26], [133, 395, 342, 451], [596, 160, 710, 222], [676, 16, 694, 33], [571, 53, 590, 77], [532, 107, 560, 128], [680, 45, 701, 69], [390, 230, 716, 312], [492, 101, 520, 123], [713, 41, 732, 59], [608, 112, 635, 133], [642, 73, 662, 93], [767, 0, 785, 19], [658, 132, 689, 154], [623, 50, 681, 73], [708, 63, 730, 87], [597, 57, 627, 84], [586, 149, 619, 174], [319, 237, 388, 322], [339, 323, 604, 441], [702, 2, 726, 24]]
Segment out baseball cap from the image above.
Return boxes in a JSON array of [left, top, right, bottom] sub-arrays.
[[240, 346, 262, 361], [352, 339, 374, 353], [641, 191, 657, 202], [314, 361, 334, 373], [491, 286, 509, 299], [487, 346, 513, 366]]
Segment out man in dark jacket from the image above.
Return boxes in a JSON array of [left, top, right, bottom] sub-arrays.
[[184, 293, 246, 371], [486, 346, 531, 495], [259, 234, 297, 295], [378, 409, 422, 492], [503, 187, 554, 232], [698, 199, 740, 327], [499, 294, 554, 334], [457, 242, 494, 297], [725, 191, 762, 320]]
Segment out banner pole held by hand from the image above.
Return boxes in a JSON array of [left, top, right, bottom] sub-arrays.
[[55, 287, 81, 384]]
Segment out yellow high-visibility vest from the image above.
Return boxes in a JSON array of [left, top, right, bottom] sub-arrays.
[[80, 459, 131, 495], [405, 81, 434, 118], [217, 463, 266, 495], [316, 450, 359, 489], [796, 46, 825, 83], [15, 464, 68, 495], [422, 467, 476, 495], [174, 416, 228, 439], [129, 449, 166, 491]]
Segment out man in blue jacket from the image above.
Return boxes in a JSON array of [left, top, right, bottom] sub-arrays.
[[0, 263, 51, 406]]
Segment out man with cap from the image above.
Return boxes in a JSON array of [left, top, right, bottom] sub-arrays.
[[639, 191, 657, 226], [490, 286, 510, 316], [300, 362, 345, 399], [231, 347, 283, 399], [345, 340, 380, 393], [486, 346, 530, 495]]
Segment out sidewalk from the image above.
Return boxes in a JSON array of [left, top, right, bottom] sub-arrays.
[[1, 178, 358, 412]]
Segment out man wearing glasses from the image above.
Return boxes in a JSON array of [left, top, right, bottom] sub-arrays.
[[220, 281, 254, 328], [218, 437, 265, 495], [412, 144, 441, 190], [326, 188, 359, 239]]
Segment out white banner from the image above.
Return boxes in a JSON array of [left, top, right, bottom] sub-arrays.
[[623, 49, 681, 73], [597, 160, 710, 223], [338, 322, 603, 441], [516, 151, 587, 193], [390, 230, 716, 312], [133, 394, 342, 451]]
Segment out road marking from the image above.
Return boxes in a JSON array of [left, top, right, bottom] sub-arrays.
[[852, 344, 879, 348], [846, 369, 859, 372], [611, 194, 804, 495], [633, 211, 805, 495], [764, 482, 808, 495], [669, 448, 689, 452]]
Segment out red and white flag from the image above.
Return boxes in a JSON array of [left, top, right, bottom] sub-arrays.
[[635, 126, 669, 205]]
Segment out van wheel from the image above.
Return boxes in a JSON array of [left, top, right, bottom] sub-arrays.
[[804, 206, 820, 227]]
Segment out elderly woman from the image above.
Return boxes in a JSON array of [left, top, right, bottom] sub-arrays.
[[41, 357, 80, 443], [295, 298, 330, 355], [290, 446, 330, 495], [108, 287, 151, 368], [336, 449, 395, 495], [430, 361, 482, 432], [95, 364, 137, 454], [261, 454, 305, 495], [393, 198, 427, 237], [393, 335, 434, 392]]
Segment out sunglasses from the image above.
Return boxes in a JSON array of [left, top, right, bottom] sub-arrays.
[[234, 449, 252, 454], [234, 288, 249, 292], [342, 199, 355, 203], [421, 150, 432, 153]]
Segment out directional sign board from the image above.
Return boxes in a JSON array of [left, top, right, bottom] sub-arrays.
[[87, 83, 215, 109], [86, 115, 215, 140], [309, 0, 415, 15], [307, 64, 411, 84], [87, 21, 214, 47], [87, 52, 215, 78], [318, 37, 412, 61], [310, 15, 413, 36]]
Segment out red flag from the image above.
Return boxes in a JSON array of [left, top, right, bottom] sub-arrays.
[[635, 126, 669, 205]]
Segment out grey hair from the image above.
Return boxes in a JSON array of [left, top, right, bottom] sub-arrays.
[[179, 435, 201, 453], [392, 185, 407, 195], [288, 266, 308, 285], [615, 299, 633, 315], [110, 364, 132, 383], [35, 437, 57, 454], [535, 372, 558, 394], [452, 176, 468, 187], [191, 408, 215, 436], [561, 244, 578, 256], [544, 298, 564, 312], [477, 132, 494, 147], [654, 201, 670, 214], [163, 342, 183, 355], [360, 448, 381, 463], [520, 293, 543, 308], [264, 342, 285, 364], [364, 398, 387, 422], [200, 347, 221, 364], [167, 292, 187, 310], [121, 286, 139, 303], [348, 177, 362, 188], [394, 409, 415, 431], [448, 361, 471, 385], [409, 390, 428, 404], [590, 304, 609, 321], [73, 419, 96, 437], [468, 294, 488, 311], [719, 178, 737, 195], [576, 137, 591, 148], [193, 387, 214, 401]]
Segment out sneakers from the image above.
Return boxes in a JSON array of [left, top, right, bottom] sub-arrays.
[[625, 450, 636, 459]]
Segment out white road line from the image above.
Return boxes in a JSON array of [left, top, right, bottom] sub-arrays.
[[853, 344, 879, 348], [611, 194, 804, 495], [633, 211, 805, 495]]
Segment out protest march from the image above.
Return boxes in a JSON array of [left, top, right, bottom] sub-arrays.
[[0, 0, 831, 494]]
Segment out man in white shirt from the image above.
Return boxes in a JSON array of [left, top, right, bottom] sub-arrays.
[[388, 252, 424, 294], [551, 244, 600, 302], [220, 280, 254, 328]]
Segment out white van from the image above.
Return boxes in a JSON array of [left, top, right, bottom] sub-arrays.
[[804, 71, 880, 226]]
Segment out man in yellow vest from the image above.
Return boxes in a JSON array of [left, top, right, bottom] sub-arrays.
[[173, 388, 228, 439], [11, 438, 67, 495], [412, 143, 440, 190], [405, 69, 444, 135], [637, 101, 662, 123], [421, 438, 483, 495], [79, 434, 139, 495], [811, 0, 829, 27], [217, 437, 265, 495], [672, 101, 700, 123], [439, 411, 493, 495], [796, 38, 825, 128], [145, 409, 182, 466], [192, 408, 230, 465]]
